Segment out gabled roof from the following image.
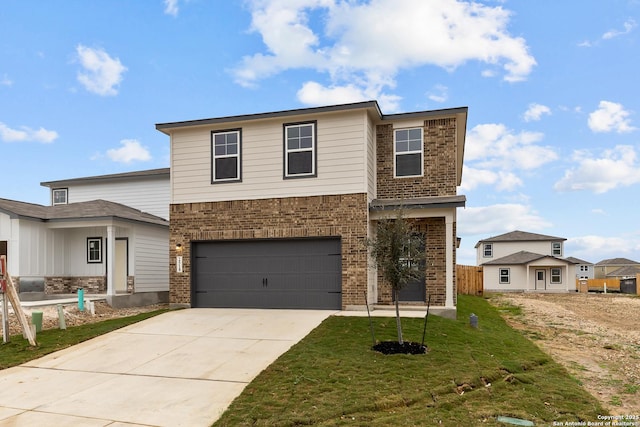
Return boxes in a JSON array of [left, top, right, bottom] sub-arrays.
[[40, 168, 169, 188], [595, 257, 640, 266], [606, 265, 640, 278], [482, 251, 577, 266], [0, 198, 168, 227], [475, 230, 566, 248], [565, 256, 592, 265]]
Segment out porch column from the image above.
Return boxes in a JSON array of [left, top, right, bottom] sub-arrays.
[[106, 225, 115, 296], [445, 213, 454, 308]]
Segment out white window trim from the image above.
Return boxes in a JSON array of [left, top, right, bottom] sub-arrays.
[[284, 122, 316, 178], [211, 129, 242, 183], [551, 268, 562, 284], [499, 268, 510, 284], [393, 127, 424, 178], [52, 188, 68, 205], [87, 237, 102, 264], [483, 243, 493, 258], [552, 242, 562, 256]]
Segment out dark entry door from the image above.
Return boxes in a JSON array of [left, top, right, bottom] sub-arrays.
[[192, 238, 342, 309]]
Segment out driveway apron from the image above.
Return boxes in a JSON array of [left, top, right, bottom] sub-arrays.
[[0, 308, 335, 427]]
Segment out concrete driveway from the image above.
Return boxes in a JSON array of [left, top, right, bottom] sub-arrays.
[[0, 308, 335, 426]]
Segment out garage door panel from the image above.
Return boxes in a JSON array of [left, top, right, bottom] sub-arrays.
[[193, 238, 342, 309]]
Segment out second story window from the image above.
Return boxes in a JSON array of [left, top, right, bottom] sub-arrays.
[[284, 122, 316, 178], [483, 243, 493, 258], [394, 128, 423, 177], [552, 242, 562, 256], [212, 129, 241, 183], [52, 188, 68, 205]]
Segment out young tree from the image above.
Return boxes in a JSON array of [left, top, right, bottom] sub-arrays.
[[367, 211, 426, 345]]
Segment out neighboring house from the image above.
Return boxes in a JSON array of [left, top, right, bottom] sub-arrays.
[[565, 256, 594, 280], [476, 231, 577, 292], [156, 100, 468, 318], [594, 258, 640, 279], [0, 169, 170, 308], [605, 265, 640, 279], [41, 168, 170, 220]]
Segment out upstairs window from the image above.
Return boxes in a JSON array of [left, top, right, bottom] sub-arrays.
[[483, 243, 493, 258], [552, 242, 562, 256], [211, 129, 241, 183], [284, 122, 316, 178], [394, 128, 423, 177], [52, 188, 68, 205]]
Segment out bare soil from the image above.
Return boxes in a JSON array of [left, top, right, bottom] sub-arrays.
[[3, 300, 168, 337], [489, 292, 640, 416]]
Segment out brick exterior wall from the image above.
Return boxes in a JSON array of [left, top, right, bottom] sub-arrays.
[[376, 217, 453, 307], [374, 116, 459, 308], [376, 118, 458, 199], [170, 193, 369, 308]]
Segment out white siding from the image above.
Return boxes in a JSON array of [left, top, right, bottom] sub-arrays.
[[133, 225, 169, 292], [66, 179, 169, 219], [484, 262, 576, 292], [171, 110, 370, 204], [478, 240, 563, 264], [18, 220, 50, 276]]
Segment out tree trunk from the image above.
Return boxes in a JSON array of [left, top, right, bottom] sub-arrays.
[[394, 288, 404, 345]]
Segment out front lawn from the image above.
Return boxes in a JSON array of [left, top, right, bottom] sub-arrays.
[[213, 295, 605, 426]]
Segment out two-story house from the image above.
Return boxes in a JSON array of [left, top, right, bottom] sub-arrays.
[[476, 230, 577, 292], [156, 101, 467, 318], [0, 168, 170, 307]]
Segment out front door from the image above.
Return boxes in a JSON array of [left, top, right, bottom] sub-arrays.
[[115, 239, 128, 293], [535, 269, 546, 290]]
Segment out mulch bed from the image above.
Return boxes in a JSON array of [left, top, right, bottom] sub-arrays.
[[373, 341, 427, 355]]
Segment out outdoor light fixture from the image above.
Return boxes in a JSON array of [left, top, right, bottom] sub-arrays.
[[176, 243, 183, 254]]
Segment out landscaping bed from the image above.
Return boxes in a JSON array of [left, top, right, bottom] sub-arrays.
[[489, 292, 640, 416]]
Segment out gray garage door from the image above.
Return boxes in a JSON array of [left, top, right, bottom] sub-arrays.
[[192, 238, 342, 309]]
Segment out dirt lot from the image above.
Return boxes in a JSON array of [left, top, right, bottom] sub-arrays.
[[3, 300, 168, 337], [489, 292, 640, 416]]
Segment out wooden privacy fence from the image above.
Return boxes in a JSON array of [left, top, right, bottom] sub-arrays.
[[457, 265, 483, 296]]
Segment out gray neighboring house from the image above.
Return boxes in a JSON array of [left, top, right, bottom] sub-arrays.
[[594, 258, 640, 279], [565, 256, 594, 280], [476, 230, 577, 292], [0, 168, 170, 307]]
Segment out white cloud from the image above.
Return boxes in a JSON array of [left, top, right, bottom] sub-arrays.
[[0, 74, 12, 87], [235, 0, 536, 106], [460, 166, 523, 192], [588, 101, 635, 133], [427, 84, 448, 103], [523, 103, 551, 122], [602, 18, 637, 40], [76, 45, 127, 96], [466, 123, 557, 169], [296, 81, 401, 112], [457, 204, 552, 235], [106, 139, 152, 163], [0, 122, 58, 143], [164, 0, 179, 16], [554, 145, 640, 194], [566, 235, 640, 263], [462, 123, 557, 192]]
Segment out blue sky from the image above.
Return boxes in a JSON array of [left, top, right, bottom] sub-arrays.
[[1, 0, 639, 265]]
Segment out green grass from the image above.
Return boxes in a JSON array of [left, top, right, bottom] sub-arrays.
[[0, 309, 169, 369], [213, 296, 606, 427]]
